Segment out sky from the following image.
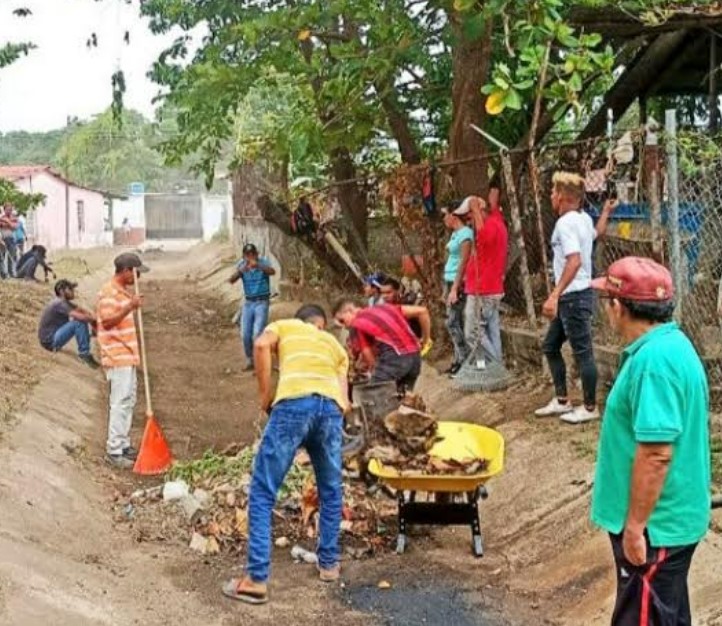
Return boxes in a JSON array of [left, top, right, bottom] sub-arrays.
[[0, 0, 187, 133]]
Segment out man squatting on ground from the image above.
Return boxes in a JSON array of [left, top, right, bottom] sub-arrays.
[[459, 185, 509, 371], [96, 253, 148, 469], [536, 171, 616, 424], [222, 304, 350, 605], [332, 299, 432, 394], [229, 243, 276, 371], [590, 257, 710, 626], [16, 244, 56, 281], [38, 279, 100, 369]]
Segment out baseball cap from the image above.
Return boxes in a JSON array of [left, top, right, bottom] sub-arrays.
[[114, 252, 150, 274], [364, 271, 386, 288], [54, 279, 78, 295], [453, 197, 473, 217], [591, 256, 674, 302], [243, 243, 259, 255]]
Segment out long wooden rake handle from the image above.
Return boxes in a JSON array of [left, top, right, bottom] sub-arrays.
[[134, 269, 153, 417]]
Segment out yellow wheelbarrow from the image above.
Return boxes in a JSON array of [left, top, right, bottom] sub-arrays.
[[368, 421, 505, 557]]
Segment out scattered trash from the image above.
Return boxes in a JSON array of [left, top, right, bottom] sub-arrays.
[[275, 536, 290, 548], [192, 488, 212, 509], [340, 520, 354, 532], [130, 486, 163, 502], [163, 480, 190, 502], [291, 545, 318, 564], [179, 495, 204, 524], [377, 580, 392, 590], [189, 532, 220, 555]]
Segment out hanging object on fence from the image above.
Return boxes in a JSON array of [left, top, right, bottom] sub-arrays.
[[421, 167, 436, 217]]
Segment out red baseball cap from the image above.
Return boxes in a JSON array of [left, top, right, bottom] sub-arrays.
[[591, 256, 674, 302]]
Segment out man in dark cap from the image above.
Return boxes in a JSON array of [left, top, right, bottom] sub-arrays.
[[229, 243, 276, 371], [591, 256, 710, 626], [95, 253, 148, 469], [38, 279, 99, 368]]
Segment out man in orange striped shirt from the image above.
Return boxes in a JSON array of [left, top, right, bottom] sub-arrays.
[[96, 253, 148, 469]]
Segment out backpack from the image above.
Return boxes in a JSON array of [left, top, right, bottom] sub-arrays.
[[291, 201, 315, 235]]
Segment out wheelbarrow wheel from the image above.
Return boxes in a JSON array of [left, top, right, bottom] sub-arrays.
[[396, 534, 407, 555]]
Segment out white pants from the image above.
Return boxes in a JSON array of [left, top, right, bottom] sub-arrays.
[[106, 366, 137, 455]]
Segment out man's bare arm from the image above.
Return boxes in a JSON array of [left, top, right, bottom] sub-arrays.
[[254, 330, 279, 412], [401, 305, 432, 344]]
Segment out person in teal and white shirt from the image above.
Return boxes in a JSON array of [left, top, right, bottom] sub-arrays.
[[441, 201, 473, 375], [591, 256, 710, 626]]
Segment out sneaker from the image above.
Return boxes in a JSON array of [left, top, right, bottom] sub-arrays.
[[475, 359, 486, 371], [534, 398, 573, 418], [243, 363, 255, 372], [122, 446, 138, 461], [560, 406, 600, 424], [446, 362, 462, 376], [79, 354, 101, 369], [105, 453, 134, 469], [318, 564, 341, 583]]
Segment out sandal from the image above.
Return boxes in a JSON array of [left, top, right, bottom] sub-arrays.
[[222, 578, 269, 605]]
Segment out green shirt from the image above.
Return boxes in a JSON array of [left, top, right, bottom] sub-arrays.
[[591, 322, 711, 547]]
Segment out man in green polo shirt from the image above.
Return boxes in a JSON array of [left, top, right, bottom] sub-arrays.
[[591, 256, 710, 626]]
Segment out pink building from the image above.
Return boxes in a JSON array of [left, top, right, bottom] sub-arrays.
[[0, 165, 109, 251]]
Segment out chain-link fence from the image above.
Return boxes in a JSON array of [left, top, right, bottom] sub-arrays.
[[493, 119, 722, 387]]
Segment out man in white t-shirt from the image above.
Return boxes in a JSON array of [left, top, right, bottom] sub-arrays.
[[536, 172, 616, 424]]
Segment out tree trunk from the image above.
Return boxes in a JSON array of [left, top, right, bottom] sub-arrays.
[[329, 147, 369, 265], [376, 80, 422, 164], [447, 8, 494, 197]]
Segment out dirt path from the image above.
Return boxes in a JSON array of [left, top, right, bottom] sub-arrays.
[[2, 245, 720, 626]]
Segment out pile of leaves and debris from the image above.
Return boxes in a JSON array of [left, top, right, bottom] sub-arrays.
[[119, 443, 398, 559], [362, 394, 489, 476], [120, 393, 489, 559]]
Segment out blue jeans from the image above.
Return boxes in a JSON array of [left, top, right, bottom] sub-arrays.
[[464, 295, 503, 363], [240, 299, 270, 363], [542, 288, 598, 407], [52, 320, 91, 356], [246, 395, 343, 582], [1, 237, 16, 278]]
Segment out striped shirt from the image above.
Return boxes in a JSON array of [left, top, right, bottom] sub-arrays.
[[267, 319, 349, 408], [96, 279, 139, 369], [350, 304, 419, 356]]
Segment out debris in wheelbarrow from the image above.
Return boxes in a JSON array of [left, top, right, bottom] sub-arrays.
[[364, 403, 490, 476]]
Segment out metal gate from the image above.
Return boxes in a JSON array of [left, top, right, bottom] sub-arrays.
[[145, 194, 202, 239]]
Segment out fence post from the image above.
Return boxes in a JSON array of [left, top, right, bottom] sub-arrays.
[[665, 109, 683, 321], [500, 150, 537, 328]]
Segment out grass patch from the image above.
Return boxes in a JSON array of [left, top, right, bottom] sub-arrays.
[[570, 437, 597, 459], [167, 447, 311, 500]]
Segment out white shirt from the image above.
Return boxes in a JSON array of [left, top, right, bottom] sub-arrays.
[[551, 210, 596, 295]]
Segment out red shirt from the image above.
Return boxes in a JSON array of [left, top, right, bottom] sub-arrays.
[[464, 208, 508, 296], [350, 304, 419, 356]]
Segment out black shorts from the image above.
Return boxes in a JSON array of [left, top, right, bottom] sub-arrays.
[[609, 532, 697, 626]]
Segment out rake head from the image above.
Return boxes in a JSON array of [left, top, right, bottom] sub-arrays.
[[452, 361, 514, 393]]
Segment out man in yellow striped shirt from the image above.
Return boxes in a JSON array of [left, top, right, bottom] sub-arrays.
[[223, 304, 350, 605], [96, 253, 148, 469]]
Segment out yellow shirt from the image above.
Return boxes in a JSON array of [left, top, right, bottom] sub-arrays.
[[267, 319, 349, 409]]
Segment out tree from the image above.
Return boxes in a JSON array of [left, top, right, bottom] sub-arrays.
[[55, 109, 199, 194], [0, 178, 44, 215]]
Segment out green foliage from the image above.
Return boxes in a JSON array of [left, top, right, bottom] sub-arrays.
[[0, 178, 45, 215], [473, 0, 615, 121], [168, 446, 310, 500], [0, 42, 35, 70], [55, 109, 200, 194], [0, 128, 70, 165]]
